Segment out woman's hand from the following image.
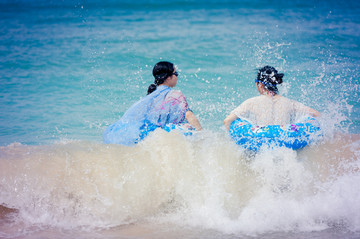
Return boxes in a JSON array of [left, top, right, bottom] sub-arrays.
[[224, 113, 238, 131], [306, 107, 321, 117]]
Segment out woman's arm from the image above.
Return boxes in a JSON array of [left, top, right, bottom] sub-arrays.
[[224, 113, 238, 131], [293, 99, 321, 118], [307, 107, 321, 117], [185, 111, 202, 131]]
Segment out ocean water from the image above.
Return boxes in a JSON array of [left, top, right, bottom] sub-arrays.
[[1, 0, 360, 238]]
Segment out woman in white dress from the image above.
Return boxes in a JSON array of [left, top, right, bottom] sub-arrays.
[[224, 66, 320, 131]]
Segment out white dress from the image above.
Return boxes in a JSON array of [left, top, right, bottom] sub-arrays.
[[231, 95, 310, 125]]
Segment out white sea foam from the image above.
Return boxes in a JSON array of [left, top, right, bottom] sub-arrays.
[[1, 131, 359, 237]]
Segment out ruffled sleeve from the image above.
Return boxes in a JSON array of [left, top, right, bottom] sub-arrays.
[[291, 99, 313, 122], [231, 98, 255, 121]]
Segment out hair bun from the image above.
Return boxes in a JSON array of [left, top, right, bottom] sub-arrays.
[[147, 84, 157, 95], [258, 65, 284, 85]]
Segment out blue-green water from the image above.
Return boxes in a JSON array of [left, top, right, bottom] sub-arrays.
[[1, 0, 359, 145], [1, 1, 360, 239]]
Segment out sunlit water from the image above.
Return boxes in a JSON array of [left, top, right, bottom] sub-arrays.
[[1, 0, 360, 238]]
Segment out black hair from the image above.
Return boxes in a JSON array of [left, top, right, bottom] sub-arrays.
[[147, 61, 175, 95], [256, 65, 284, 94]]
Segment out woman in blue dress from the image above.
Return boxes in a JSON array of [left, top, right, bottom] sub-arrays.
[[103, 61, 202, 145]]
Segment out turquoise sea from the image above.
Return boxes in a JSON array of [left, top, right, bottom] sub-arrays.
[[1, 0, 360, 238]]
